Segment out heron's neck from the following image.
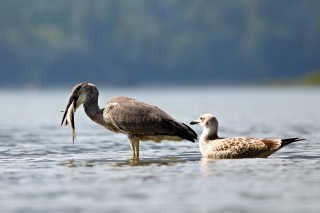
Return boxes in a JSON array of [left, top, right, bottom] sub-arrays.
[[83, 100, 105, 126]]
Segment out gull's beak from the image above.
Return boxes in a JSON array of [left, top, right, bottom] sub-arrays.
[[190, 120, 200, 125]]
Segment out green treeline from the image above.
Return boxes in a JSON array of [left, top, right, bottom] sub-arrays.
[[1, 0, 320, 86]]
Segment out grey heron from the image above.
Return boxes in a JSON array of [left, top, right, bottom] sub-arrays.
[[190, 114, 305, 159], [61, 82, 197, 159]]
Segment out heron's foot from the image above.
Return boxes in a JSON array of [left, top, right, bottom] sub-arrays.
[[131, 153, 139, 159], [129, 157, 140, 164], [131, 150, 139, 158]]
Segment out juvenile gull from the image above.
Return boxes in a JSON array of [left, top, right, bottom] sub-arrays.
[[190, 114, 305, 159], [61, 82, 197, 159]]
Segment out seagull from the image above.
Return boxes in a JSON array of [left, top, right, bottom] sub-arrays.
[[61, 82, 197, 159], [190, 114, 305, 159]]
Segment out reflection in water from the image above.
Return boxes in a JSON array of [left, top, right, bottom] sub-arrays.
[[199, 157, 218, 177], [198, 157, 267, 178], [59, 159, 96, 168], [116, 157, 189, 167], [59, 157, 187, 168]]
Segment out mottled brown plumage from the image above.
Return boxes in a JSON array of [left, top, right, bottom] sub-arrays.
[[61, 82, 197, 159], [190, 114, 304, 159]]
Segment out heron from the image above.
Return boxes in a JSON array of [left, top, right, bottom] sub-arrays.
[[190, 114, 305, 159], [61, 82, 197, 159]]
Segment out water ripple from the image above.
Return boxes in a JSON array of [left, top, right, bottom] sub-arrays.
[[1, 87, 320, 213]]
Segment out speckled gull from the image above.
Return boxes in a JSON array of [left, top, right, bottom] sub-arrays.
[[190, 114, 305, 159], [61, 82, 197, 159]]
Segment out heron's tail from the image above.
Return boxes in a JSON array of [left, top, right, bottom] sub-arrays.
[[172, 120, 198, 142]]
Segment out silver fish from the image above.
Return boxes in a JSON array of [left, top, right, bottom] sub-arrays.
[[61, 83, 88, 145], [62, 100, 77, 144]]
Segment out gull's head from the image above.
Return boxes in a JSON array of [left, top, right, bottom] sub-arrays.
[[61, 82, 97, 143], [190, 114, 219, 131]]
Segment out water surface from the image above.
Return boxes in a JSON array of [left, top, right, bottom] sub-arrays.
[[1, 86, 320, 213]]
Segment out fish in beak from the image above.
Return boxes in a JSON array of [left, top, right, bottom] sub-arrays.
[[61, 99, 77, 144], [61, 82, 88, 144]]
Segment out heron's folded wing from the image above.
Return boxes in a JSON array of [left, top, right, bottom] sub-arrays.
[[104, 97, 176, 135]]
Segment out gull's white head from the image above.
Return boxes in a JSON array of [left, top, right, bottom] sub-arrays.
[[190, 114, 219, 133]]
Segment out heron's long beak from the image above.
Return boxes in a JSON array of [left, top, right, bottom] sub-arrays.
[[61, 100, 72, 126], [61, 82, 89, 145], [190, 120, 200, 125], [61, 94, 79, 144], [61, 95, 78, 126]]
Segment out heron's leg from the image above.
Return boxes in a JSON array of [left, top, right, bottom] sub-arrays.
[[128, 135, 135, 157], [133, 139, 140, 158], [128, 138, 135, 156], [128, 134, 139, 159]]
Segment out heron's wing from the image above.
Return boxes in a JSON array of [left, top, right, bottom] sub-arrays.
[[104, 96, 179, 135]]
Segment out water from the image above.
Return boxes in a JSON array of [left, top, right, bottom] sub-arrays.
[[1, 86, 320, 213]]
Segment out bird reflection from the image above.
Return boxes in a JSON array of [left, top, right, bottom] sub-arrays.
[[59, 157, 185, 168]]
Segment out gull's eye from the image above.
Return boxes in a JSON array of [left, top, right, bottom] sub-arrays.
[[200, 117, 204, 121]]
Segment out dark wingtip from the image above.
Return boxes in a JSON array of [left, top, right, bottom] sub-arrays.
[[282, 137, 305, 142], [281, 137, 305, 147]]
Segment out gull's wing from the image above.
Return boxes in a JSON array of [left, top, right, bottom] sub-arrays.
[[206, 137, 271, 158]]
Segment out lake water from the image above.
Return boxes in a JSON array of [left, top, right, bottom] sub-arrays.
[[0, 86, 320, 213]]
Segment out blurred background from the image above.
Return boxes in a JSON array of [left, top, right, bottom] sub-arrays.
[[1, 2, 320, 212], [1, 0, 320, 88]]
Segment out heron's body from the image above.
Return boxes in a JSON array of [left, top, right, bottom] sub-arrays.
[[190, 114, 304, 159], [61, 82, 197, 159]]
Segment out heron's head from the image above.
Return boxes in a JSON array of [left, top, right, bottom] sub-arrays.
[[190, 114, 219, 132], [61, 82, 97, 143]]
